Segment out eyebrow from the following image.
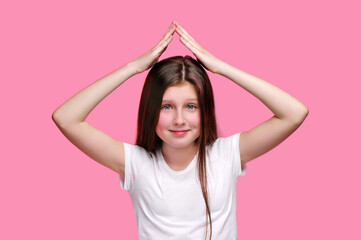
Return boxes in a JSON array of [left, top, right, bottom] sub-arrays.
[[162, 98, 198, 102]]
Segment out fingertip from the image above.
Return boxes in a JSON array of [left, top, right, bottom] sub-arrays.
[[175, 27, 181, 35], [167, 34, 173, 42]]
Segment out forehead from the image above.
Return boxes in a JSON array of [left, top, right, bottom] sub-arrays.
[[162, 82, 198, 101]]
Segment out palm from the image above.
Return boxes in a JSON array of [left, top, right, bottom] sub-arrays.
[[131, 22, 176, 74], [174, 22, 222, 74], [130, 21, 222, 74]]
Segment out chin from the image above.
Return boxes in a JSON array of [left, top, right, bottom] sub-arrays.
[[167, 138, 199, 150]]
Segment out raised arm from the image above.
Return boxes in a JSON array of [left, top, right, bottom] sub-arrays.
[[174, 22, 309, 168], [52, 21, 177, 180], [216, 62, 309, 168]]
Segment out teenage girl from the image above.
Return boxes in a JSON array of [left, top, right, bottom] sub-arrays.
[[52, 21, 309, 240]]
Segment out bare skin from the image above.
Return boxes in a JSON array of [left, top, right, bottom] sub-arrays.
[[52, 22, 177, 182], [156, 82, 201, 171], [52, 21, 308, 182], [174, 21, 309, 169]]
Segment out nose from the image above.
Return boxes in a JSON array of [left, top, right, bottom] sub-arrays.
[[173, 109, 185, 125]]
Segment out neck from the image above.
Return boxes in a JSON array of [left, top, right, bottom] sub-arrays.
[[161, 143, 199, 171]]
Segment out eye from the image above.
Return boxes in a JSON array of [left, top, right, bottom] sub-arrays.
[[187, 104, 197, 110], [161, 104, 172, 110]]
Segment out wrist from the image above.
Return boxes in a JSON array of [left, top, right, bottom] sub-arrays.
[[214, 60, 229, 75], [125, 61, 141, 76]]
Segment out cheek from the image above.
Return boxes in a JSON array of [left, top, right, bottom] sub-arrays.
[[156, 113, 169, 133], [188, 112, 201, 128]]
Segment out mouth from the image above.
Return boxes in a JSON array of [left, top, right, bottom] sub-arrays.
[[170, 130, 190, 136]]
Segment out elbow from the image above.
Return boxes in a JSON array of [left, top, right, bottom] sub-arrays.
[[283, 104, 309, 127], [52, 111, 59, 124], [300, 104, 309, 120], [52, 111, 63, 128], [52, 110, 84, 130], [294, 104, 309, 126], [52, 109, 63, 124], [51, 110, 71, 129], [304, 105, 309, 118]]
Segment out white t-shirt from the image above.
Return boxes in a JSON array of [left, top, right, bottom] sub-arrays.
[[120, 133, 246, 240]]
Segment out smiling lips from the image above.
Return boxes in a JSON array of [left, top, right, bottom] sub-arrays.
[[170, 130, 190, 136]]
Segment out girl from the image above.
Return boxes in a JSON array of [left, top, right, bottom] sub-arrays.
[[52, 21, 308, 240]]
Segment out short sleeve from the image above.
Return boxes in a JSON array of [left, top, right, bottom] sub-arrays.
[[229, 132, 246, 178], [119, 143, 152, 191], [211, 132, 246, 178]]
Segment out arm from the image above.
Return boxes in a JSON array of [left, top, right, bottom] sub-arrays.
[[52, 63, 135, 180], [174, 22, 309, 168], [217, 62, 309, 168], [52, 21, 177, 180]]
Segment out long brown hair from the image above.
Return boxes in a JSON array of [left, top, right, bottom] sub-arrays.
[[136, 55, 218, 240]]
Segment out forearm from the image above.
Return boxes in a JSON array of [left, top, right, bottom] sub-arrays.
[[217, 61, 308, 123], [52, 62, 138, 127]]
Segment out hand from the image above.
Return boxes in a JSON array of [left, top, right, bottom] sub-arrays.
[[175, 21, 224, 74], [130, 21, 176, 74]]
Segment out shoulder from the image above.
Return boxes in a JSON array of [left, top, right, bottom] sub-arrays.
[[124, 143, 156, 171], [208, 133, 241, 153], [123, 142, 152, 156], [206, 132, 245, 177], [206, 133, 241, 162], [123, 143, 156, 167], [120, 143, 156, 191]]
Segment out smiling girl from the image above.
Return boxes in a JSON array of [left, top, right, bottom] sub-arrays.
[[52, 21, 308, 240]]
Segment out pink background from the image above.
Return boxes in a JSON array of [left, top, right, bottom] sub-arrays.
[[1, 0, 360, 239]]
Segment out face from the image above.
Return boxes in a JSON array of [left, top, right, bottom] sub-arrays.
[[156, 81, 201, 151]]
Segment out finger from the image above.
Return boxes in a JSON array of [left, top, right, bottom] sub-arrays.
[[177, 29, 202, 54], [154, 34, 173, 55], [163, 22, 176, 38], [160, 25, 175, 44], [175, 23, 196, 42], [162, 33, 173, 47], [156, 24, 175, 48], [165, 21, 175, 32], [175, 24, 201, 51], [176, 29, 195, 47], [179, 36, 200, 56]]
